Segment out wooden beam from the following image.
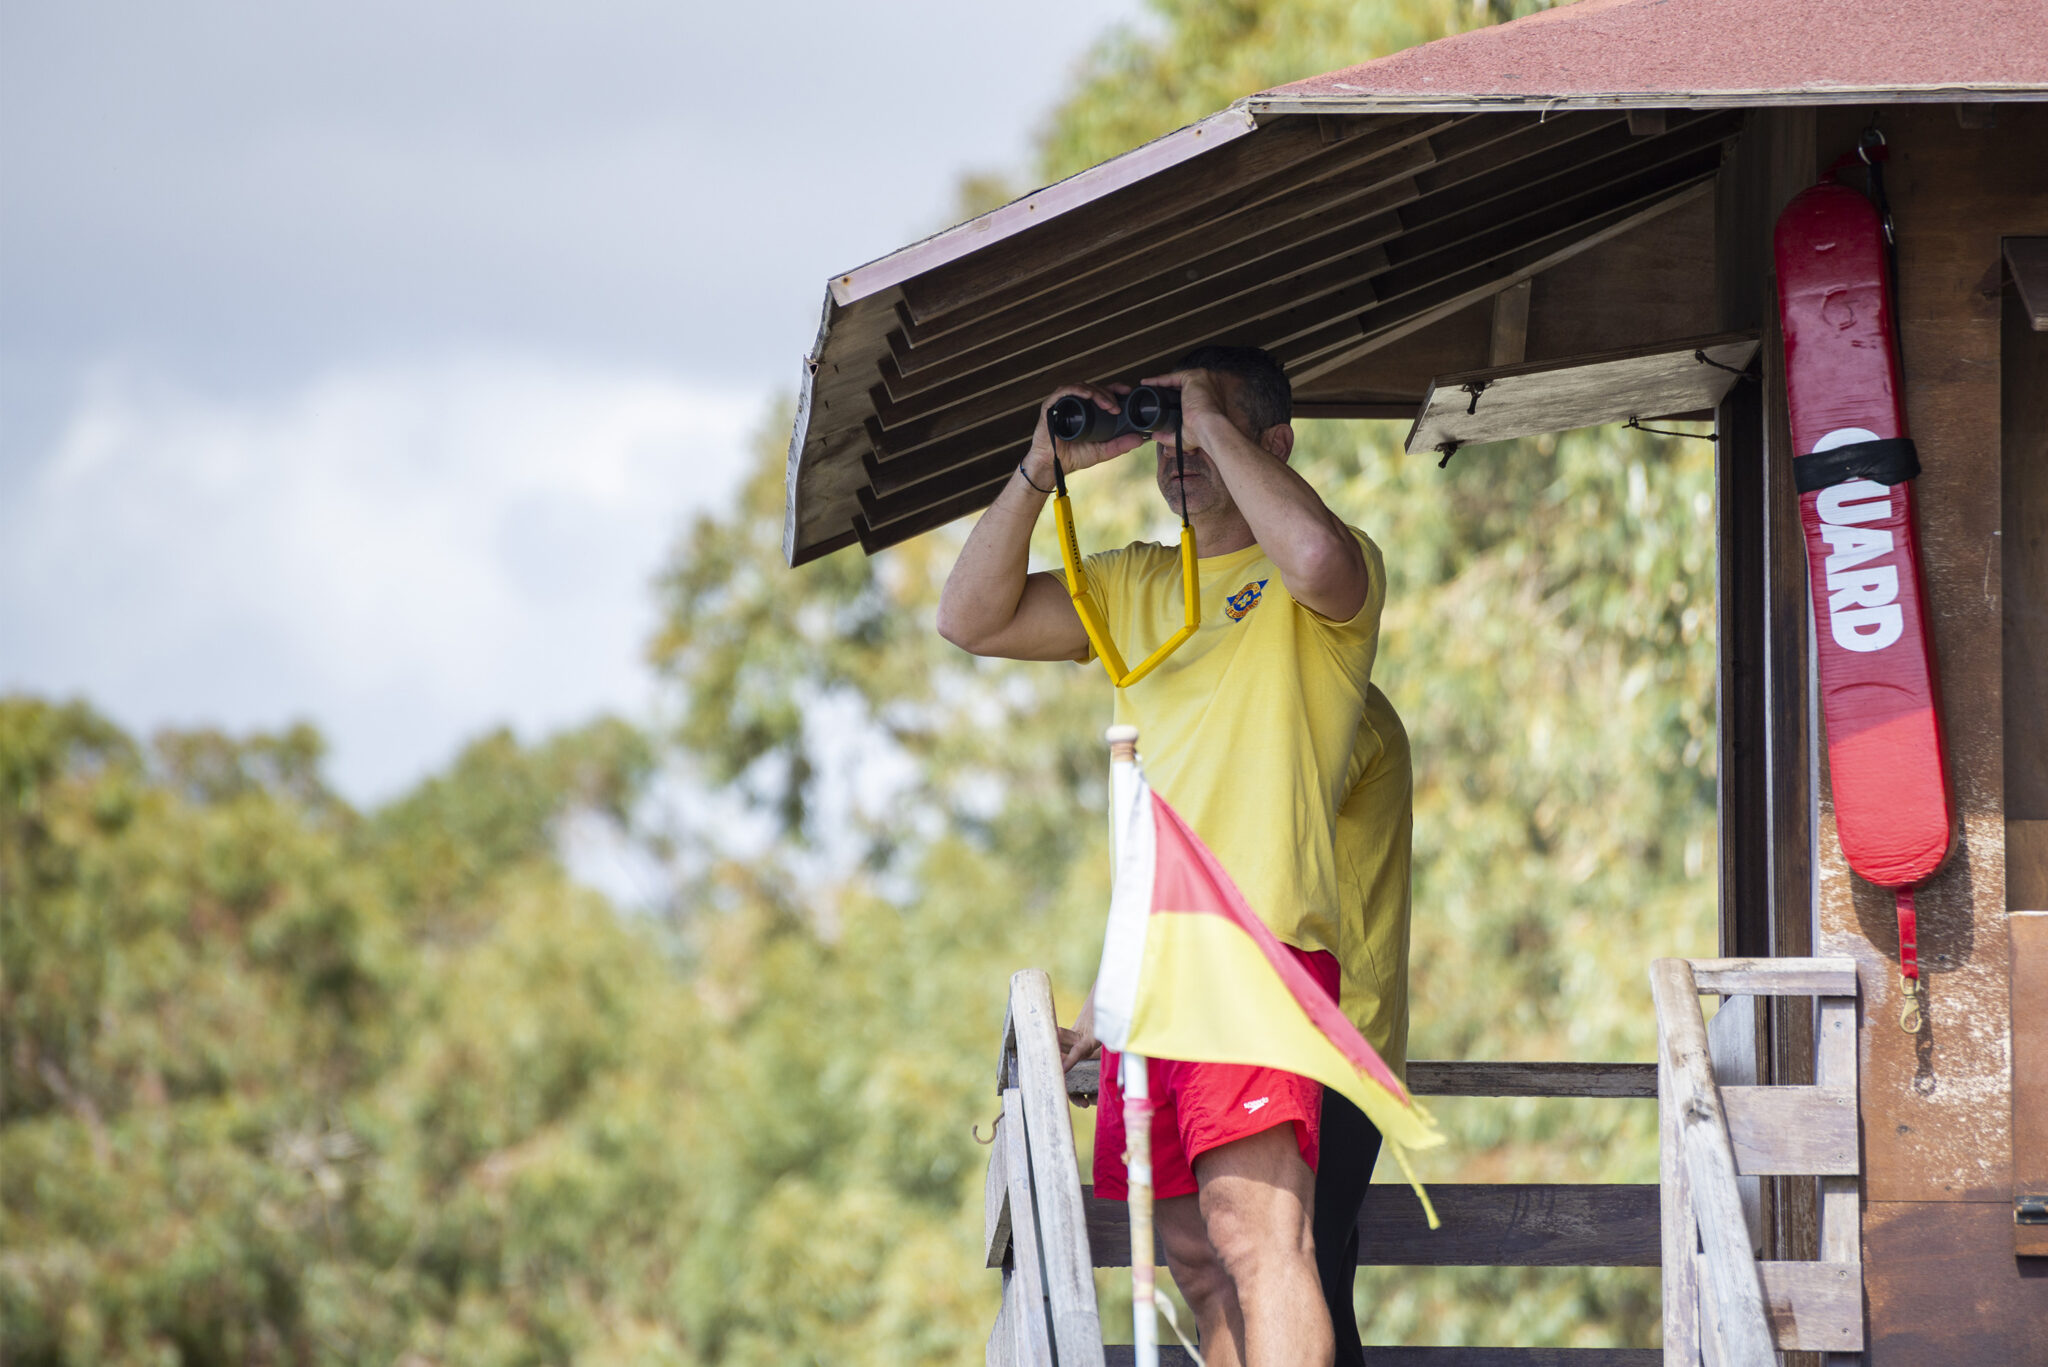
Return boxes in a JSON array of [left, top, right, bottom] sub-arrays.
[[1106, 1351, 1660, 1367], [1720, 1085, 1860, 1176], [1063, 1057, 1659, 1102], [1686, 957, 1859, 996], [1814, 992, 1863, 1367], [1292, 177, 1717, 382], [1658, 1021, 1701, 1364], [1628, 108, 1669, 137], [984, 1111, 1012, 1268], [900, 115, 1444, 326], [1488, 279, 1532, 366], [1008, 970, 1103, 1367], [987, 1269, 1018, 1367], [2013, 913, 2048, 1256], [1000, 1087, 1054, 1367], [1083, 1183, 1661, 1268], [1650, 958, 1774, 1365], [1697, 1256, 1864, 1353]]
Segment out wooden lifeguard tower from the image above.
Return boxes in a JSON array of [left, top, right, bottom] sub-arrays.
[[781, 2, 2048, 1361]]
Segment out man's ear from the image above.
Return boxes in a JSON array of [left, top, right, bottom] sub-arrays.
[[1263, 422, 1296, 463]]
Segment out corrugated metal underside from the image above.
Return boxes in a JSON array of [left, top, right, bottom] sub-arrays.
[[784, 106, 1745, 565]]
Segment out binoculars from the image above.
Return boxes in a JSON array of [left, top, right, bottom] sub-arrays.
[[1046, 385, 1182, 444]]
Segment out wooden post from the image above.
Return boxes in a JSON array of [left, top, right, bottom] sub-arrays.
[[1650, 958, 1774, 1364], [1011, 970, 1106, 1367]]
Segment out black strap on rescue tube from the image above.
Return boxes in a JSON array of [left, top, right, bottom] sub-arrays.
[[1792, 437, 1921, 493]]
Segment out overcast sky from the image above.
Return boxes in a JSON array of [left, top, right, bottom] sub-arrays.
[[0, 0, 1146, 800]]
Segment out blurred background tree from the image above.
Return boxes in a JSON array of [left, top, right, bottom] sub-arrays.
[[3, 0, 1719, 1362]]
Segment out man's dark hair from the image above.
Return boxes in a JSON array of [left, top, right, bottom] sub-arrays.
[[1174, 344, 1292, 433]]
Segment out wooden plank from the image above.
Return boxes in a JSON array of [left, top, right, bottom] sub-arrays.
[[1659, 1030, 1702, 1367], [1489, 279, 1532, 366], [1064, 1058, 1658, 1101], [1002, 1088, 1055, 1367], [909, 112, 1599, 350], [1713, 109, 1772, 981], [843, 106, 1261, 307], [1010, 970, 1104, 1367], [2011, 913, 2048, 1256], [1861, 1198, 2048, 1366], [1696, 1257, 1863, 1353], [1084, 1183, 1659, 1268], [1685, 958, 1858, 997], [988, 1272, 1017, 1367], [985, 1113, 1013, 1269], [1706, 997, 1763, 1254], [1649, 960, 1774, 1365], [1754, 112, 1818, 1274], [1405, 1060, 1660, 1098], [1720, 1086, 1860, 1176], [995, 998, 1017, 1093], [2006, 274, 2048, 822], [1813, 997, 1863, 1257], [901, 115, 1438, 324], [2006, 236, 2048, 330], [1404, 333, 1755, 455], [888, 164, 1428, 387], [1107, 1351, 1660, 1367], [1520, 188, 1718, 365], [1290, 176, 1719, 384], [1815, 994, 1863, 1367]]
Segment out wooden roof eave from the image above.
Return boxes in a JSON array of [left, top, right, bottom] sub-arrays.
[[1245, 84, 2048, 118], [784, 103, 1749, 566]]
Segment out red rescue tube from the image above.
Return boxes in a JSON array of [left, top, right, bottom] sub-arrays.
[[1774, 182, 1952, 893]]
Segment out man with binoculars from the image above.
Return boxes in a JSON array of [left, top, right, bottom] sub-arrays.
[[937, 345, 1413, 1367]]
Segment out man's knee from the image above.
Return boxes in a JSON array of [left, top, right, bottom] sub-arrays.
[[1156, 1196, 1232, 1312], [1195, 1126, 1316, 1280]]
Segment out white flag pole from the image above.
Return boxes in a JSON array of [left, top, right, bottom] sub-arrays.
[[1105, 725, 1157, 1367]]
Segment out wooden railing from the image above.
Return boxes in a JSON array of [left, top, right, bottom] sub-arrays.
[[986, 969, 1671, 1366], [986, 960, 1867, 1366], [1651, 957, 1864, 1366]]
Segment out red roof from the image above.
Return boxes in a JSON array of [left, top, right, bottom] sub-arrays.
[[1255, 0, 2048, 111]]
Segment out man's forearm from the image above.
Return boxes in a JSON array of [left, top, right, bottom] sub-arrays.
[[1203, 426, 1366, 615], [935, 457, 1054, 651]]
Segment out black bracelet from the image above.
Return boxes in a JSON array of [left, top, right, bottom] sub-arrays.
[[1016, 462, 1054, 495]]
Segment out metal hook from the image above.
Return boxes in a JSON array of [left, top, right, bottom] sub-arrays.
[[1898, 973, 1923, 1035]]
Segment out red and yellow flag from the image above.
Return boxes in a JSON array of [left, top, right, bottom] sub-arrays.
[[1094, 770, 1442, 1221]]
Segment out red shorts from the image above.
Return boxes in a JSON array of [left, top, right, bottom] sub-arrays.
[[1093, 948, 1339, 1201]]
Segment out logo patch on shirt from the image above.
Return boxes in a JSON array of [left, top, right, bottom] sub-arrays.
[[1243, 1096, 1270, 1114], [1225, 580, 1269, 622]]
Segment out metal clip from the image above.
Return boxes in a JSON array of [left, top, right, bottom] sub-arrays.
[[1898, 973, 1924, 1035]]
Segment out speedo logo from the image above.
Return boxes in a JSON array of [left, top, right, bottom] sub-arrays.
[[1816, 471, 1904, 655]]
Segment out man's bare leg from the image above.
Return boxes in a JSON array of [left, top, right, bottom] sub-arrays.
[[1157, 1194, 1245, 1367], [1195, 1125, 1331, 1367]]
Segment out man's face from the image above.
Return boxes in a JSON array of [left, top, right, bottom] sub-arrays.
[[1153, 372, 1272, 519]]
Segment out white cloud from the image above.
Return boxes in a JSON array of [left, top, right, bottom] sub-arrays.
[[0, 355, 763, 801]]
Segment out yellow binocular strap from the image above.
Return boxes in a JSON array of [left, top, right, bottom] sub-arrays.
[[1050, 444, 1199, 688]]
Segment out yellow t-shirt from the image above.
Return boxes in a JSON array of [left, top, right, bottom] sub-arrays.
[[1083, 528, 1412, 1069]]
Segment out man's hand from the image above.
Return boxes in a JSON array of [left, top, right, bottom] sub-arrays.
[[1137, 368, 1232, 451], [1059, 992, 1101, 1107]]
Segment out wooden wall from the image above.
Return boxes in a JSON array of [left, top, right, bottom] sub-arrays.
[[1805, 102, 2048, 1364]]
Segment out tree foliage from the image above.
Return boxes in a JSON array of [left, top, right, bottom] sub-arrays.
[[4, 0, 1718, 1360]]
